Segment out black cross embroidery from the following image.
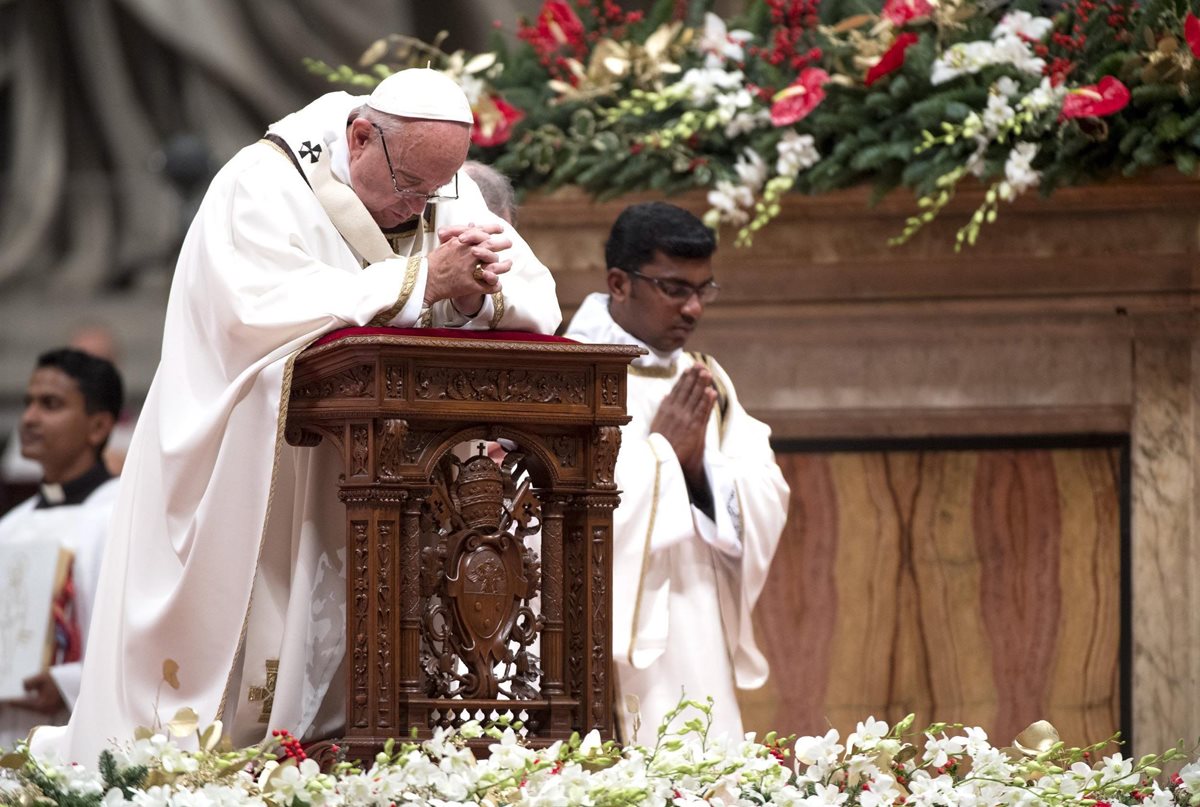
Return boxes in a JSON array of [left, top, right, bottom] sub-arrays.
[[299, 141, 322, 163]]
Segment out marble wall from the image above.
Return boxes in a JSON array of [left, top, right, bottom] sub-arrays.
[[522, 173, 1200, 755]]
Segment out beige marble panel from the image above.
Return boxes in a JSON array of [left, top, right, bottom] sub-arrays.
[[1131, 330, 1197, 757]]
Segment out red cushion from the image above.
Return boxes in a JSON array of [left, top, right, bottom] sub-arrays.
[[311, 326, 574, 348]]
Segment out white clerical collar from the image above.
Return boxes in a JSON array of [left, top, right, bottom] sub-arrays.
[[570, 293, 681, 370], [329, 131, 352, 187]]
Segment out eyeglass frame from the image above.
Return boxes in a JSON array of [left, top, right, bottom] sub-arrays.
[[370, 122, 459, 203], [621, 267, 721, 304]]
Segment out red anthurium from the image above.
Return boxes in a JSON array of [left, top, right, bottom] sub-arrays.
[[521, 0, 586, 56], [1060, 76, 1131, 119], [541, 0, 585, 46], [882, 0, 935, 26], [770, 68, 830, 126], [1186, 12, 1200, 59], [866, 33, 919, 86], [472, 94, 526, 147]]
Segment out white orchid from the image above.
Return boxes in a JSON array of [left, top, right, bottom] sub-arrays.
[[697, 12, 754, 69]]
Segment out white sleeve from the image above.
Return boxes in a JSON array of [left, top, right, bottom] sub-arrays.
[[423, 172, 561, 333]]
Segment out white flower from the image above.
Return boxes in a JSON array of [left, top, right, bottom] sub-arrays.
[[803, 782, 849, 806], [794, 728, 843, 767], [725, 107, 771, 139], [734, 148, 768, 190], [707, 180, 754, 225], [922, 732, 966, 768], [1098, 752, 1139, 787], [579, 728, 603, 755], [930, 34, 1044, 85], [997, 141, 1039, 200], [993, 10, 1054, 41], [677, 67, 745, 104], [1180, 759, 1200, 791], [993, 76, 1021, 98], [776, 131, 820, 177], [846, 716, 889, 754], [698, 12, 754, 68]]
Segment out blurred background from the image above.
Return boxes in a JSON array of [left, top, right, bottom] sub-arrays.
[[0, 0, 575, 452]]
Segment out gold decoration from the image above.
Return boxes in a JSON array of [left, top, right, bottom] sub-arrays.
[[1008, 719, 1062, 758], [247, 659, 280, 724], [548, 23, 690, 101]]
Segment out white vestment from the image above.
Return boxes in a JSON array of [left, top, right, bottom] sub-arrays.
[[566, 293, 788, 742], [32, 91, 560, 763], [0, 475, 118, 749]]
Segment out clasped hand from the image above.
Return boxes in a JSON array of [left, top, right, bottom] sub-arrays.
[[424, 223, 513, 312], [0, 669, 64, 715], [650, 365, 717, 488]]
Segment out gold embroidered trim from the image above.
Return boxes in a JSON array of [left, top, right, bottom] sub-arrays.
[[626, 437, 662, 667], [689, 352, 730, 441], [217, 338, 310, 723], [246, 659, 279, 724], [369, 255, 422, 326], [628, 362, 676, 379], [258, 137, 292, 163], [418, 307, 434, 328], [488, 291, 506, 329]]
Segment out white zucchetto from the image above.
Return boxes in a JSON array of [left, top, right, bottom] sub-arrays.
[[366, 68, 474, 124]]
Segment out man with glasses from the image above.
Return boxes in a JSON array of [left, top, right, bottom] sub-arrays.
[[32, 69, 559, 762], [566, 202, 789, 742]]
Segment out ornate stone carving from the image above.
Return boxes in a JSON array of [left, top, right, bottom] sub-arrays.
[[414, 367, 586, 405], [592, 426, 620, 487], [292, 364, 374, 399], [377, 419, 408, 480], [419, 450, 544, 700]]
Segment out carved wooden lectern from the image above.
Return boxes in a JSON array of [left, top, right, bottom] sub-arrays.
[[285, 328, 641, 760]]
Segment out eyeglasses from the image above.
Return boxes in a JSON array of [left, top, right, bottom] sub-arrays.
[[624, 268, 721, 304], [371, 122, 459, 203]]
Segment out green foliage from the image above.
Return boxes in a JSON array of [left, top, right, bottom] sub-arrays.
[[304, 0, 1200, 248]]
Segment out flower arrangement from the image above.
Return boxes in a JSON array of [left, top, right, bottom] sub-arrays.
[[307, 0, 1200, 249], [3, 700, 1199, 806]]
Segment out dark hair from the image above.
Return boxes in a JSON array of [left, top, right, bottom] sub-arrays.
[[36, 348, 124, 419], [604, 202, 717, 274]]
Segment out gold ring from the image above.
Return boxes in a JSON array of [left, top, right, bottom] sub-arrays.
[[472, 262, 486, 283]]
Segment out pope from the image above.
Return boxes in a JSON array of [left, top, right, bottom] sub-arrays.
[[31, 69, 560, 761]]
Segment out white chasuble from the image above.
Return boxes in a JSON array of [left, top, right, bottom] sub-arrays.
[[566, 293, 789, 743], [32, 91, 559, 763]]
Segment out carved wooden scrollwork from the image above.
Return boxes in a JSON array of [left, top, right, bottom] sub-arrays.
[[351, 520, 370, 729], [350, 424, 369, 477], [284, 424, 323, 447], [384, 365, 404, 399], [292, 364, 374, 399], [551, 435, 577, 468], [414, 367, 586, 405], [592, 426, 620, 487], [419, 450, 545, 700], [600, 374, 620, 406], [377, 419, 408, 480]]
